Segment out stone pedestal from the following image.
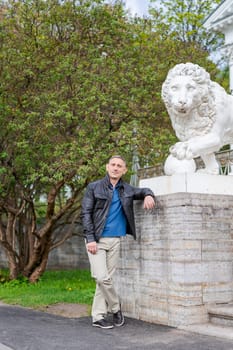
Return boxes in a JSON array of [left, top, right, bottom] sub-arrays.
[[115, 175, 233, 327], [140, 173, 233, 196]]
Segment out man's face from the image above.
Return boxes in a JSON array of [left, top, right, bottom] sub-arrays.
[[106, 158, 127, 182]]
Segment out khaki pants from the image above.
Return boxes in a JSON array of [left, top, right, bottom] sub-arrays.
[[87, 237, 121, 322]]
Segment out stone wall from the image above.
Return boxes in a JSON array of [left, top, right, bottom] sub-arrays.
[[115, 193, 233, 327], [47, 233, 89, 270]]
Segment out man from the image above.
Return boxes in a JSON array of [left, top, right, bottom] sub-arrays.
[[81, 155, 155, 329]]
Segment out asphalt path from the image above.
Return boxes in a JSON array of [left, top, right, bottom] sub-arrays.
[[0, 304, 233, 350]]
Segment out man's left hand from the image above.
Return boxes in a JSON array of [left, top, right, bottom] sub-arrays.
[[143, 196, 156, 210]]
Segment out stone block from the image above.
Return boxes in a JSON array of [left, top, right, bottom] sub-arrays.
[[203, 282, 233, 304], [140, 173, 233, 196], [168, 305, 208, 327]]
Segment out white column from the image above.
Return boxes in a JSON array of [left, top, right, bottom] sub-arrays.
[[223, 44, 233, 174], [230, 62, 233, 95], [222, 44, 233, 93]]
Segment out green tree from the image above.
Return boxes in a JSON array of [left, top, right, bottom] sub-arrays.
[[149, 0, 223, 52], [0, 0, 133, 281]]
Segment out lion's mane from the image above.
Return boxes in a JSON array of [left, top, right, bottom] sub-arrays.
[[162, 63, 218, 141]]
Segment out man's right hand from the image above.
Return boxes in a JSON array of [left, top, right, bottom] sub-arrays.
[[86, 241, 98, 254]]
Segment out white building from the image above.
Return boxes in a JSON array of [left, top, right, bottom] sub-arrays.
[[204, 0, 233, 93]]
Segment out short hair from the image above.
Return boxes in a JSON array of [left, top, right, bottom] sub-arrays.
[[108, 155, 127, 166]]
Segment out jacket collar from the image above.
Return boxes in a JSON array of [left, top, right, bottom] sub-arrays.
[[103, 174, 124, 189]]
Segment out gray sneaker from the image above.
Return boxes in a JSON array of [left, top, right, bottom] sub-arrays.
[[113, 309, 125, 327], [92, 319, 114, 329]]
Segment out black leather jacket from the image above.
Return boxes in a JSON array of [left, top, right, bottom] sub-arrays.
[[81, 175, 155, 243]]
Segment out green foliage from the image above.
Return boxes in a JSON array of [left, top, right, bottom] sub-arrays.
[[0, 269, 10, 284], [0, 0, 220, 189], [2, 275, 29, 287], [0, 269, 95, 306], [149, 0, 223, 52]]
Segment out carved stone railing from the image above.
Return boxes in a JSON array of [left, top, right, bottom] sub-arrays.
[[138, 149, 233, 180]]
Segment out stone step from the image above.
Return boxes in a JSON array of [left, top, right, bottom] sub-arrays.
[[208, 303, 233, 328], [179, 304, 233, 340], [179, 323, 233, 341]]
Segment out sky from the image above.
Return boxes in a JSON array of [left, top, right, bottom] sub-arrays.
[[124, 0, 150, 17]]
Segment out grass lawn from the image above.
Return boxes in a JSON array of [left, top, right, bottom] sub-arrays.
[[0, 269, 95, 308]]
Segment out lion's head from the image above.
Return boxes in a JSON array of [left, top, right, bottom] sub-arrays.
[[162, 62, 211, 114], [161, 63, 216, 140]]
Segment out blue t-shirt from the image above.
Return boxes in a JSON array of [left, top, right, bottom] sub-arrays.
[[101, 185, 127, 237]]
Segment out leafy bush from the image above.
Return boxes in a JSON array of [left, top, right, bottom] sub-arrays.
[[0, 270, 10, 284]]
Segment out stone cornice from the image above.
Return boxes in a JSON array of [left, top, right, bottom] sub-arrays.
[[204, 0, 233, 32], [211, 14, 233, 32]]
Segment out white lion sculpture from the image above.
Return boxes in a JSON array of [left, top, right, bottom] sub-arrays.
[[162, 62, 233, 175]]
